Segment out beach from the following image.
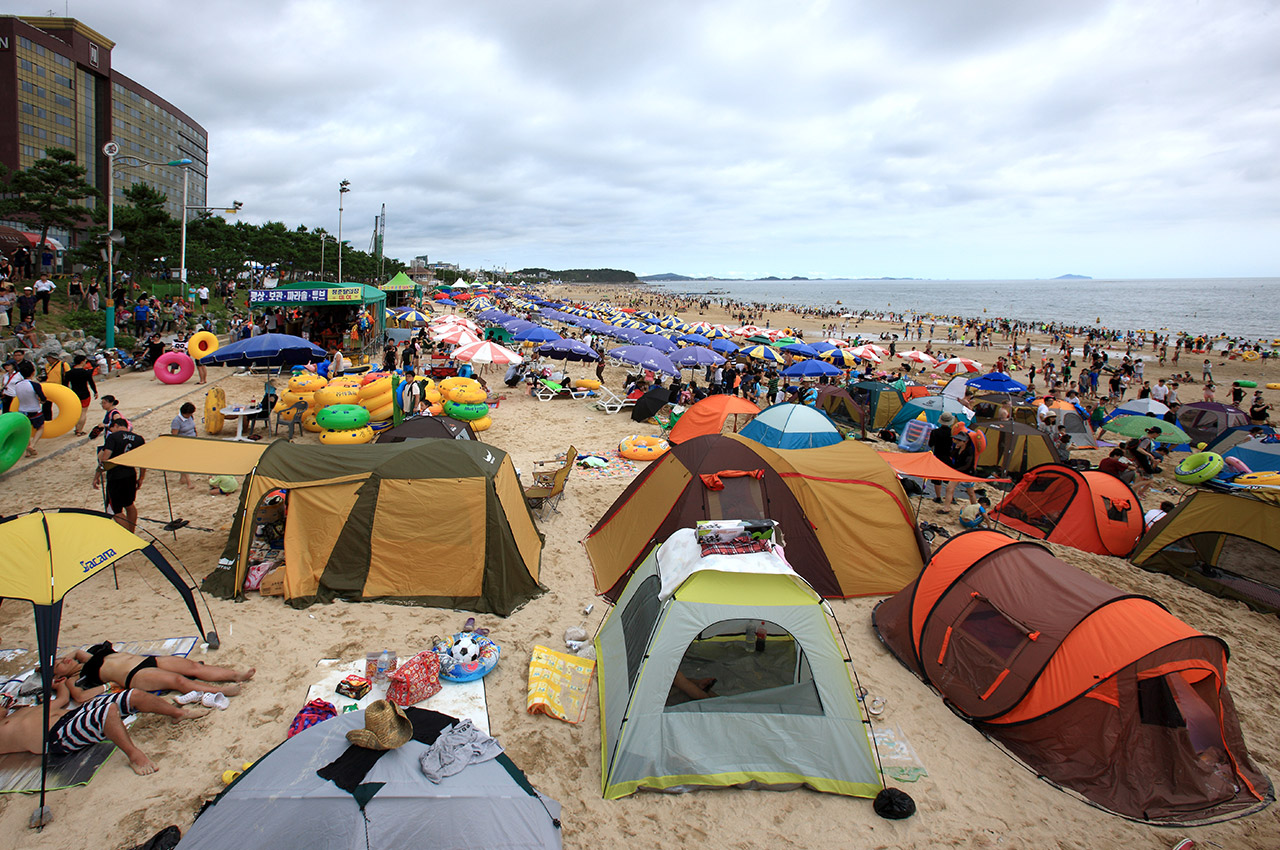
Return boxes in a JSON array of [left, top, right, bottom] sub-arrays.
[[0, 289, 1277, 849]]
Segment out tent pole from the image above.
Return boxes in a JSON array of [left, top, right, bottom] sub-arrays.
[[163, 472, 177, 541]]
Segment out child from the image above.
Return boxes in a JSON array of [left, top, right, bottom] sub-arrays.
[[959, 496, 991, 529]]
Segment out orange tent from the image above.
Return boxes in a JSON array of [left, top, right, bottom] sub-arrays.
[[989, 463, 1144, 557], [668, 395, 760, 444], [873, 530, 1272, 823]]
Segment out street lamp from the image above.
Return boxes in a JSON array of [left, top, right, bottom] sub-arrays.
[[337, 180, 350, 284], [317, 232, 337, 281]]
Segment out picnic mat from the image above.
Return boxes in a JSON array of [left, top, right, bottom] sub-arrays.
[[562, 449, 642, 480], [0, 637, 199, 794], [527, 645, 595, 724], [872, 721, 928, 783], [306, 659, 489, 735]]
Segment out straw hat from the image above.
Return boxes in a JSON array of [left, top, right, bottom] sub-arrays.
[[937, 412, 957, 428], [345, 700, 412, 750]]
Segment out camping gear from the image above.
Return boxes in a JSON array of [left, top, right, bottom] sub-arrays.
[[597, 528, 883, 800], [1221, 436, 1280, 474], [974, 421, 1062, 474], [178, 708, 562, 849], [739, 402, 843, 449], [1131, 490, 1280, 614], [667, 394, 760, 444], [0, 510, 215, 821], [873, 529, 1273, 824], [585, 434, 926, 601], [989, 463, 1144, 557], [376, 415, 475, 441], [207, 440, 544, 616], [813, 385, 866, 435], [889, 396, 974, 430]]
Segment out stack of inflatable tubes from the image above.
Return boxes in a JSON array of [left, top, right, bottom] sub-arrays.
[[154, 351, 195, 385], [0, 411, 33, 473], [438, 377, 491, 429], [317, 403, 374, 445], [357, 373, 395, 421]]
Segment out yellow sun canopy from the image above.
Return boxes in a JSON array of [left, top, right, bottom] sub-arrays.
[[104, 435, 266, 476]]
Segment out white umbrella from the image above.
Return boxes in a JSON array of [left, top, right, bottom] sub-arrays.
[[452, 340, 523, 364], [940, 357, 983, 374], [899, 350, 939, 367], [433, 325, 482, 346], [847, 345, 883, 363]]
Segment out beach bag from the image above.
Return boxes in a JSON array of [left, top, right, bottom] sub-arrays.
[[287, 699, 337, 738], [386, 650, 442, 707]]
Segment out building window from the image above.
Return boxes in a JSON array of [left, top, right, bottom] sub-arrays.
[[54, 113, 73, 127], [53, 93, 72, 108]]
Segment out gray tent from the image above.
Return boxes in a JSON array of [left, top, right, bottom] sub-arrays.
[[177, 710, 561, 849], [596, 528, 883, 799]]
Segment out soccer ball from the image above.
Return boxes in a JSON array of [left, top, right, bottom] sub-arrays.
[[449, 634, 482, 664]]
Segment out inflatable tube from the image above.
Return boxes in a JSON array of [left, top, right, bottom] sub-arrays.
[[301, 411, 323, 433], [423, 387, 443, 405], [37, 382, 81, 439], [572, 379, 601, 390], [186, 331, 220, 360], [0, 412, 33, 473], [329, 376, 363, 389], [427, 402, 444, 416], [1236, 380, 1257, 388], [1267, 383, 1280, 390], [1222, 455, 1251, 475], [205, 387, 226, 434], [366, 401, 395, 422], [437, 376, 475, 398], [619, 434, 670, 461], [1241, 350, 1260, 362], [314, 385, 361, 407], [447, 383, 487, 404], [154, 352, 195, 385], [318, 425, 375, 445], [358, 377, 393, 400], [438, 634, 500, 683], [1175, 452, 1224, 485], [315, 404, 371, 430], [360, 371, 391, 387], [1235, 471, 1280, 488], [443, 401, 490, 421], [469, 415, 492, 432], [288, 373, 328, 394]]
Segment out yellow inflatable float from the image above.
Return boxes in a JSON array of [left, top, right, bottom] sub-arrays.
[[572, 379, 601, 390], [358, 375, 395, 421], [288, 373, 328, 393], [469, 415, 492, 432], [204, 386, 226, 434], [318, 425, 375, 445], [619, 435, 669, 461], [23, 382, 81, 439], [187, 330, 220, 360], [314, 385, 361, 407], [1242, 350, 1260, 362]]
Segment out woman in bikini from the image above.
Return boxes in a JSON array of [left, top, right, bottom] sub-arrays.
[[54, 641, 255, 698]]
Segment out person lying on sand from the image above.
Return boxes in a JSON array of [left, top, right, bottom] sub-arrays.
[[54, 641, 255, 698], [0, 677, 209, 775]]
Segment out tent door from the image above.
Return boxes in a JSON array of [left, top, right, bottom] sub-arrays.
[[940, 595, 1032, 701]]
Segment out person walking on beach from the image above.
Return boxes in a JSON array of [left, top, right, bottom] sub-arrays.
[[94, 418, 145, 532], [63, 354, 98, 436]]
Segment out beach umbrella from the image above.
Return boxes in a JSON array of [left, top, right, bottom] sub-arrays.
[[436, 298, 457, 306], [606, 345, 679, 377], [847, 345, 883, 363], [433, 314, 480, 330], [704, 326, 733, 339], [781, 359, 842, 379], [538, 338, 600, 362], [635, 333, 678, 353], [821, 348, 860, 368], [822, 338, 850, 348], [679, 332, 712, 346], [899, 350, 939, 367], [858, 343, 890, 357], [741, 344, 785, 364], [397, 309, 432, 325], [383, 308, 399, 321], [514, 326, 561, 344], [734, 325, 763, 337], [451, 340, 523, 365], [1105, 398, 1171, 420], [433, 325, 482, 346], [710, 338, 740, 355], [1102, 415, 1190, 444], [671, 346, 726, 369], [744, 334, 774, 346], [501, 319, 536, 335], [631, 386, 674, 423], [967, 371, 1027, 392], [782, 342, 823, 358], [201, 333, 327, 367], [940, 357, 983, 374]]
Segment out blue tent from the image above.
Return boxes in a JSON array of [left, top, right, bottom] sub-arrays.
[[1222, 438, 1280, 474], [739, 403, 843, 449], [889, 396, 975, 429]]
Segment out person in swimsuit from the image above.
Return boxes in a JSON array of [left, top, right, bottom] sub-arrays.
[[0, 677, 209, 775], [54, 641, 255, 698]]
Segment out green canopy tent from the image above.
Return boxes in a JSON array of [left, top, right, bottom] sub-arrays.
[[380, 271, 423, 309], [253, 282, 387, 360]]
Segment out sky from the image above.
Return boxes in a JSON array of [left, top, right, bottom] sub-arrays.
[[16, 0, 1280, 279]]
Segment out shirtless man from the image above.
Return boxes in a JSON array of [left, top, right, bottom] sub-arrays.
[[0, 677, 208, 775], [54, 641, 255, 698]]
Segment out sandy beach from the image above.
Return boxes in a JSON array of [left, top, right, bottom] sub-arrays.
[[1, 290, 1277, 849]]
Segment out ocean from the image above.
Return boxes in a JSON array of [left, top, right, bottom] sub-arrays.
[[642, 278, 1279, 341]]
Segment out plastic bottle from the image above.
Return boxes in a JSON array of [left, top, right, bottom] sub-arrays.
[[377, 649, 391, 681], [744, 623, 755, 653], [754, 621, 767, 653]]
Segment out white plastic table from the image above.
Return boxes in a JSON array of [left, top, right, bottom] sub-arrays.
[[220, 406, 261, 442]]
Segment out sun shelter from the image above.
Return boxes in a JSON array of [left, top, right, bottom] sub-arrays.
[[873, 530, 1273, 824], [1176, 402, 1250, 447], [1204, 425, 1276, 455], [0, 509, 215, 817], [379, 270, 422, 308], [597, 529, 883, 800], [667, 395, 760, 444], [177, 706, 562, 849], [253, 283, 388, 355], [374, 415, 475, 442], [584, 434, 926, 601], [975, 422, 1062, 475], [739, 402, 843, 449], [1131, 490, 1280, 614], [205, 440, 543, 615], [847, 381, 905, 430], [989, 464, 1144, 557]]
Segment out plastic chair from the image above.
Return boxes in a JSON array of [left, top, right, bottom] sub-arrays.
[[274, 400, 309, 439], [244, 392, 277, 435]]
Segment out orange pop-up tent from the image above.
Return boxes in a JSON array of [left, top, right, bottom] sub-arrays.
[[668, 395, 760, 444]]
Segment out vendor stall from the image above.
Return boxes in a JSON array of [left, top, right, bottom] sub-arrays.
[[250, 282, 386, 359]]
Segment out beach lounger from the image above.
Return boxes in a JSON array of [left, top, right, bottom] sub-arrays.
[[535, 378, 590, 401], [592, 387, 631, 413]]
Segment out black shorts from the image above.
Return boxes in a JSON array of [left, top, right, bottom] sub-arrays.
[[25, 412, 45, 429], [106, 475, 137, 513]]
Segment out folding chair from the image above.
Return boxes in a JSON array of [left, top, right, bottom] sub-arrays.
[[524, 446, 577, 515]]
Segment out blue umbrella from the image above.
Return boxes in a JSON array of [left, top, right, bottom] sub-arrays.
[[502, 319, 536, 334], [635, 333, 678, 353], [781, 359, 843, 379], [710, 338, 740, 355], [538, 338, 600, 362], [781, 342, 823, 358], [679, 333, 712, 346], [515, 326, 562, 343], [606, 345, 679, 377], [436, 298, 457, 306], [611, 327, 646, 343], [671, 346, 726, 369], [200, 333, 326, 367], [967, 371, 1028, 392]]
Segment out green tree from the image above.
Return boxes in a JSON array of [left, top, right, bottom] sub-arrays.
[[0, 147, 99, 254], [113, 182, 178, 277]]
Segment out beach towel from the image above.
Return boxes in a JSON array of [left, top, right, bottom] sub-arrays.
[[526, 646, 595, 724]]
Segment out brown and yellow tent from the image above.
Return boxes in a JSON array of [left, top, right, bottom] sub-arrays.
[[583, 434, 926, 601], [205, 440, 543, 615], [873, 529, 1273, 824], [975, 421, 1061, 474]]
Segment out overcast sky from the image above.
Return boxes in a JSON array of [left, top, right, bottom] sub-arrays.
[[20, 1, 1280, 279]]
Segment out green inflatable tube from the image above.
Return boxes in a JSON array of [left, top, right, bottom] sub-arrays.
[[0, 411, 33, 475], [443, 401, 490, 421], [1175, 451, 1224, 485], [1236, 380, 1257, 388], [315, 404, 371, 430]]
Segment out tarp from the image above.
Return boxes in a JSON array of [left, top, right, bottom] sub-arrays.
[[103, 435, 266, 476], [876, 451, 1006, 484]]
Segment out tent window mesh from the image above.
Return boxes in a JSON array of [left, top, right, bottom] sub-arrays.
[[1137, 676, 1186, 728], [957, 598, 1027, 662], [620, 575, 662, 692], [664, 620, 822, 715], [704, 475, 767, 519]]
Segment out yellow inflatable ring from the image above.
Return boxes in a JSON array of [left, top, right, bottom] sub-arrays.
[[329, 376, 363, 389], [187, 331, 220, 360], [35, 382, 82, 439], [619, 434, 670, 461], [573, 379, 601, 390], [366, 400, 395, 422], [1267, 383, 1280, 390], [469, 415, 492, 432], [358, 377, 393, 400], [318, 425, 375, 445], [360, 371, 391, 387], [447, 384, 488, 404], [314, 385, 360, 407], [288, 373, 328, 393], [301, 411, 323, 433], [1242, 350, 1260, 361], [205, 387, 226, 434]]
